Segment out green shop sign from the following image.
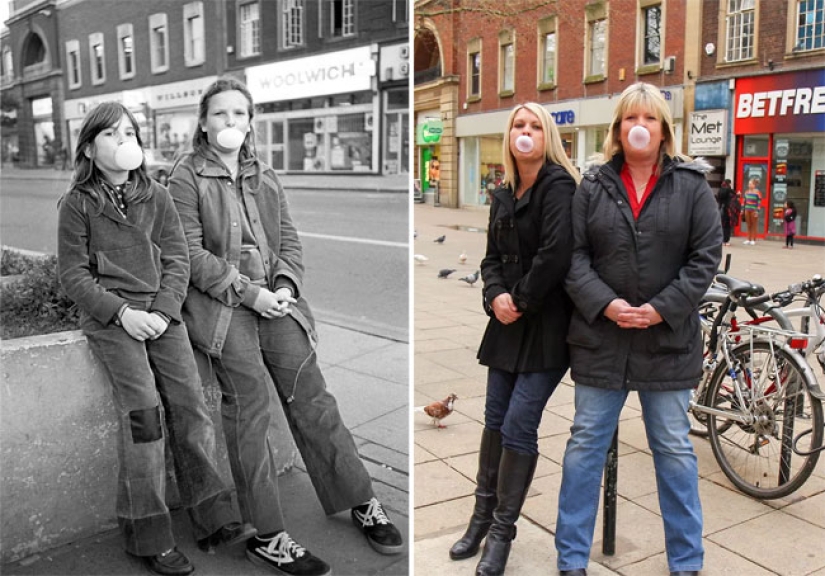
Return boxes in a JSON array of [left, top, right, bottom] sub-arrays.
[[417, 120, 443, 144]]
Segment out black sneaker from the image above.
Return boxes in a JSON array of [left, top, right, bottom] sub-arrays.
[[197, 521, 257, 554], [351, 497, 404, 555], [246, 532, 331, 576]]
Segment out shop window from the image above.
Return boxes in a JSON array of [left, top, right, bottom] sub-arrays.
[[282, 0, 304, 48], [794, 0, 825, 51], [65, 40, 81, 89], [725, 0, 755, 62], [88, 32, 105, 85], [328, 0, 355, 38], [117, 24, 135, 80], [498, 30, 515, 96], [239, 1, 261, 57], [537, 17, 557, 89], [742, 135, 769, 157], [149, 13, 169, 73], [184, 2, 205, 66], [640, 2, 662, 65]]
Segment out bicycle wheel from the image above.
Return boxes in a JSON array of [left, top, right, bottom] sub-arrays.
[[706, 340, 823, 499]]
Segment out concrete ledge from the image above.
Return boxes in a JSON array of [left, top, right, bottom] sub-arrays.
[[0, 330, 298, 563]]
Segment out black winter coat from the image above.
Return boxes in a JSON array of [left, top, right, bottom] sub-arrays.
[[477, 162, 577, 373], [565, 155, 722, 391]]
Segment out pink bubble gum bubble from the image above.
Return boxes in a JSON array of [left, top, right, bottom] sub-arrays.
[[515, 135, 534, 153], [628, 125, 650, 150], [114, 142, 144, 171]]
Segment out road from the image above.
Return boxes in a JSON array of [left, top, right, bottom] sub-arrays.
[[0, 173, 409, 341]]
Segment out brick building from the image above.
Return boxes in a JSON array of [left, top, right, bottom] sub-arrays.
[[692, 1, 824, 242], [414, 0, 692, 208], [1, 0, 410, 175]]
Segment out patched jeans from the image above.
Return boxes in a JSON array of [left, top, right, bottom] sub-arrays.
[[555, 385, 704, 573], [83, 315, 236, 557], [207, 303, 373, 535], [485, 368, 566, 455]]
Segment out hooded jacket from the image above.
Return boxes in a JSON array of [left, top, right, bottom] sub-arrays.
[[565, 154, 722, 391], [477, 162, 576, 373]]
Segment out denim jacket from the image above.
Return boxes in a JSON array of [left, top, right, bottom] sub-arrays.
[[57, 180, 189, 325], [168, 151, 303, 357]]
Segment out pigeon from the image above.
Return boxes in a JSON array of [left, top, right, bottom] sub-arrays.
[[414, 254, 429, 264], [459, 270, 480, 286], [438, 268, 457, 279], [458, 251, 468, 264], [434, 235, 446, 244], [416, 393, 458, 429]]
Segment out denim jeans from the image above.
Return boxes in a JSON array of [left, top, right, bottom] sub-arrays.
[[555, 385, 703, 573], [83, 315, 236, 557], [485, 368, 565, 455], [208, 303, 373, 535]]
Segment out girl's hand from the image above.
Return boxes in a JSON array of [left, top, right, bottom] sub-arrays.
[[252, 288, 297, 319], [148, 312, 170, 340], [492, 293, 522, 325], [121, 308, 166, 341]]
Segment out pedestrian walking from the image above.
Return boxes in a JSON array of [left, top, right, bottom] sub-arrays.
[[57, 101, 255, 576], [717, 178, 734, 245], [168, 77, 403, 576], [555, 82, 721, 576], [449, 102, 580, 576], [783, 200, 798, 249]]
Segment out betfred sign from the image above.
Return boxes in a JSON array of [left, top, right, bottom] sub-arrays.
[[688, 109, 727, 156], [734, 70, 825, 134]]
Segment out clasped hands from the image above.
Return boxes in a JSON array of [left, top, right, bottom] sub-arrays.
[[120, 308, 169, 342], [492, 293, 522, 325], [604, 298, 662, 329], [253, 286, 297, 319]]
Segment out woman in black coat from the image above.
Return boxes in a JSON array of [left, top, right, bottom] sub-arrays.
[[449, 102, 580, 576], [555, 82, 721, 576]]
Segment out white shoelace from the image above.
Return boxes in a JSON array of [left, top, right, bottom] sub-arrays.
[[359, 497, 390, 526], [263, 532, 306, 562]]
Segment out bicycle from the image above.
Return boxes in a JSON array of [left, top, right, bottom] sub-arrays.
[[691, 274, 824, 499]]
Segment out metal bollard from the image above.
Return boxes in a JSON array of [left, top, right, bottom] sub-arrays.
[[602, 426, 619, 556]]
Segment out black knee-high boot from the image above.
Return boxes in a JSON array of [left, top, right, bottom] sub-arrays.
[[475, 449, 538, 576], [450, 428, 503, 560]]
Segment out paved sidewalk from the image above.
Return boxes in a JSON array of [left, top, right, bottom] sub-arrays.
[[2, 323, 409, 576], [413, 203, 825, 576]]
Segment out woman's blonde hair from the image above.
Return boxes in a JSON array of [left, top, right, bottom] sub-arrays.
[[502, 102, 581, 188], [602, 82, 682, 163]]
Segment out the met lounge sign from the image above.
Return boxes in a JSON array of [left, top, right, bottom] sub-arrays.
[[688, 109, 727, 156], [246, 46, 376, 103]]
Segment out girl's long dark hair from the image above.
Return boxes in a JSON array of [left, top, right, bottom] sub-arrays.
[[69, 101, 152, 211], [192, 76, 257, 164]]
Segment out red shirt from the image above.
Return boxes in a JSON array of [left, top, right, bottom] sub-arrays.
[[620, 163, 658, 220]]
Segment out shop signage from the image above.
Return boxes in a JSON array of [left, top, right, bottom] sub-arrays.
[[246, 46, 375, 103], [551, 110, 575, 125], [148, 77, 216, 110], [734, 69, 825, 134], [417, 120, 443, 145], [688, 109, 727, 156]]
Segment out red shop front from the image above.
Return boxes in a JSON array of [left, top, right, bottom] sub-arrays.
[[732, 69, 825, 243]]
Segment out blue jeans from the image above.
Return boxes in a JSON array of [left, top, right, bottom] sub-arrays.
[[207, 303, 373, 535], [485, 368, 565, 455], [555, 385, 703, 573], [83, 314, 235, 557]]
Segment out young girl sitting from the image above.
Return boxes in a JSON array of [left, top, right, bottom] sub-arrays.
[[57, 102, 254, 576]]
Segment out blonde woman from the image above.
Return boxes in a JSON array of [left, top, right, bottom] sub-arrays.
[[449, 102, 580, 576], [555, 83, 721, 576]]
